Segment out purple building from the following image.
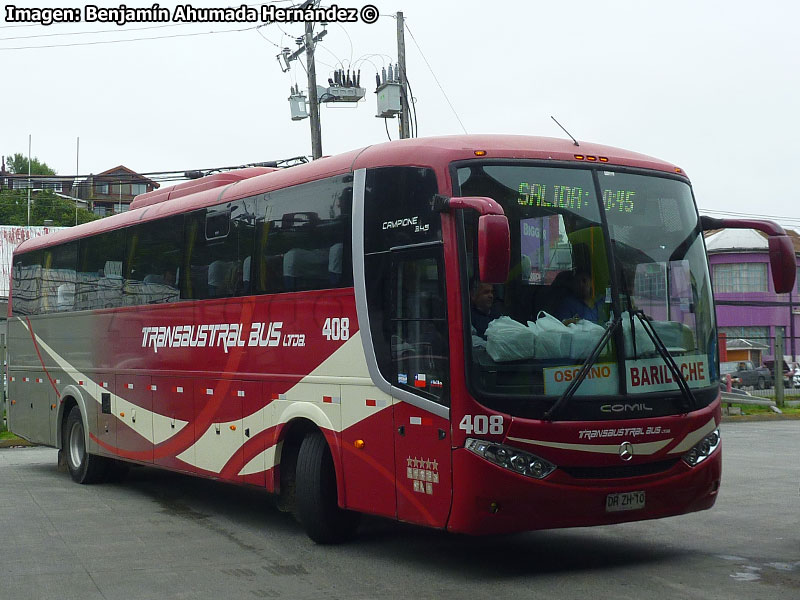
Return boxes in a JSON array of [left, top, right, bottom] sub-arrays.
[[705, 228, 800, 364]]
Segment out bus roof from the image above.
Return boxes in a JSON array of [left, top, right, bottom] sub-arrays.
[[14, 135, 685, 255]]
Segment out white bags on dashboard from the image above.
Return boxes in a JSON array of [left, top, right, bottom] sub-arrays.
[[485, 312, 607, 362], [485, 316, 535, 362]]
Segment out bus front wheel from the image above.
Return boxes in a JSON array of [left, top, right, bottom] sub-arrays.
[[64, 406, 109, 484], [295, 431, 360, 544]]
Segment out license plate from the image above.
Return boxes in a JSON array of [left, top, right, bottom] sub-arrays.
[[605, 491, 645, 513]]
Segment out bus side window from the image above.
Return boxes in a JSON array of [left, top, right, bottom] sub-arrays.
[[78, 229, 126, 310], [125, 216, 183, 305], [182, 199, 256, 300], [254, 176, 352, 295], [11, 250, 43, 316], [41, 242, 77, 314]]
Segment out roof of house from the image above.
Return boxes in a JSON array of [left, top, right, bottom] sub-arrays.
[[705, 227, 800, 254], [94, 165, 158, 187], [726, 338, 769, 350]]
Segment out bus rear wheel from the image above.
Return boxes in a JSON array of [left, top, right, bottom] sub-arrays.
[[64, 406, 109, 484], [295, 431, 360, 544]]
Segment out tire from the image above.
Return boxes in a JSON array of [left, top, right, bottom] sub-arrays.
[[757, 377, 766, 390], [295, 431, 360, 544], [63, 406, 109, 484]]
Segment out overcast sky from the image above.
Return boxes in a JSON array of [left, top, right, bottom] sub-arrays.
[[2, 1, 798, 228]]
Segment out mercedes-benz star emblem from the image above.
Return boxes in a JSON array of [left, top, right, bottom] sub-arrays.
[[619, 441, 634, 462]]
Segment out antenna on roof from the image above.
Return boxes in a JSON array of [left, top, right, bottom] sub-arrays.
[[550, 116, 579, 147]]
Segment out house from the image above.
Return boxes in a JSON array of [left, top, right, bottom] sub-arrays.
[[82, 165, 159, 216], [1, 156, 80, 197], [706, 227, 800, 364]]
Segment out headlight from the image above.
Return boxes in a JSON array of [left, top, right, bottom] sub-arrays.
[[465, 438, 556, 479], [682, 428, 720, 467]]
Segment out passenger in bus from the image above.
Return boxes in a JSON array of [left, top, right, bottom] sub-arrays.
[[555, 269, 604, 324], [470, 280, 502, 338]]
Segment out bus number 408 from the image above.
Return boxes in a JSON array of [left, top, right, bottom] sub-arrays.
[[459, 414, 504, 435], [322, 317, 350, 341]]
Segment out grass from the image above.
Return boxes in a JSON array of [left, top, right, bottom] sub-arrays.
[[0, 407, 26, 444], [726, 402, 800, 417]]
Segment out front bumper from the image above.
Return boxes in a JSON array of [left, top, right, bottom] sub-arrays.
[[446, 442, 721, 535]]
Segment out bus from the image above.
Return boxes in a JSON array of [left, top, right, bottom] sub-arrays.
[[7, 135, 796, 543]]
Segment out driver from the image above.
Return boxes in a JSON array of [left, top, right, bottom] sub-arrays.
[[556, 269, 604, 324], [470, 280, 502, 337]]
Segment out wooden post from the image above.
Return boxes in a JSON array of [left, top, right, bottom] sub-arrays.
[[775, 329, 784, 408]]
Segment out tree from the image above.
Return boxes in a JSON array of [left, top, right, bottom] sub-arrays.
[[2, 152, 99, 226], [5, 153, 57, 176], [0, 189, 99, 226]]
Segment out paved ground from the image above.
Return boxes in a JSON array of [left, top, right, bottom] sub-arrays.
[[1, 421, 799, 600]]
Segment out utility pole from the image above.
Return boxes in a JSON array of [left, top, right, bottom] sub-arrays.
[[306, 19, 323, 159], [27, 134, 31, 226], [775, 329, 785, 408], [396, 11, 411, 139], [75, 137, 80, 225]]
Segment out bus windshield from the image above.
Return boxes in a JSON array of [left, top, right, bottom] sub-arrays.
[[455, 163, 718, 418]]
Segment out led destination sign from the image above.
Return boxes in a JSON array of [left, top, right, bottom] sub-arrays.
[[518, 183, 592, 210], [517, 182, 636, 214], [602, 189, 635, 213]]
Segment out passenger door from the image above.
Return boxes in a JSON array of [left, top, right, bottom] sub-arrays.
[[389, 251, 452, 527]]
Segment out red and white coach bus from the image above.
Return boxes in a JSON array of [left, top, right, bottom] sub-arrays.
[[7, 135, 796, 542]]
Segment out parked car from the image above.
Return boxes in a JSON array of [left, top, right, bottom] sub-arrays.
[[764, 359, 800, 389], [720, 362, 743, 388], [720, 360, 772, 390]]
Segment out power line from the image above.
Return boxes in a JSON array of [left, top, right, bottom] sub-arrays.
[[255, 24, 282, 48], [0, 24, 261, 51], [0, 23, 179, 42], [2, 158, 308, 185], [0, 23, 40, 30], [403, 21, 468, 134]]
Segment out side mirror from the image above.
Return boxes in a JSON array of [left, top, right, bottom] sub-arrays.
[[478, 214, 511, 284], [441, 196, 510, 283], [701, 216, 797, 294], [768, 235, 796, 293]]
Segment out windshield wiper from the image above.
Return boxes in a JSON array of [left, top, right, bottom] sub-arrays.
[[632, 310, 697, 412], [544, 315, 622, 421]]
